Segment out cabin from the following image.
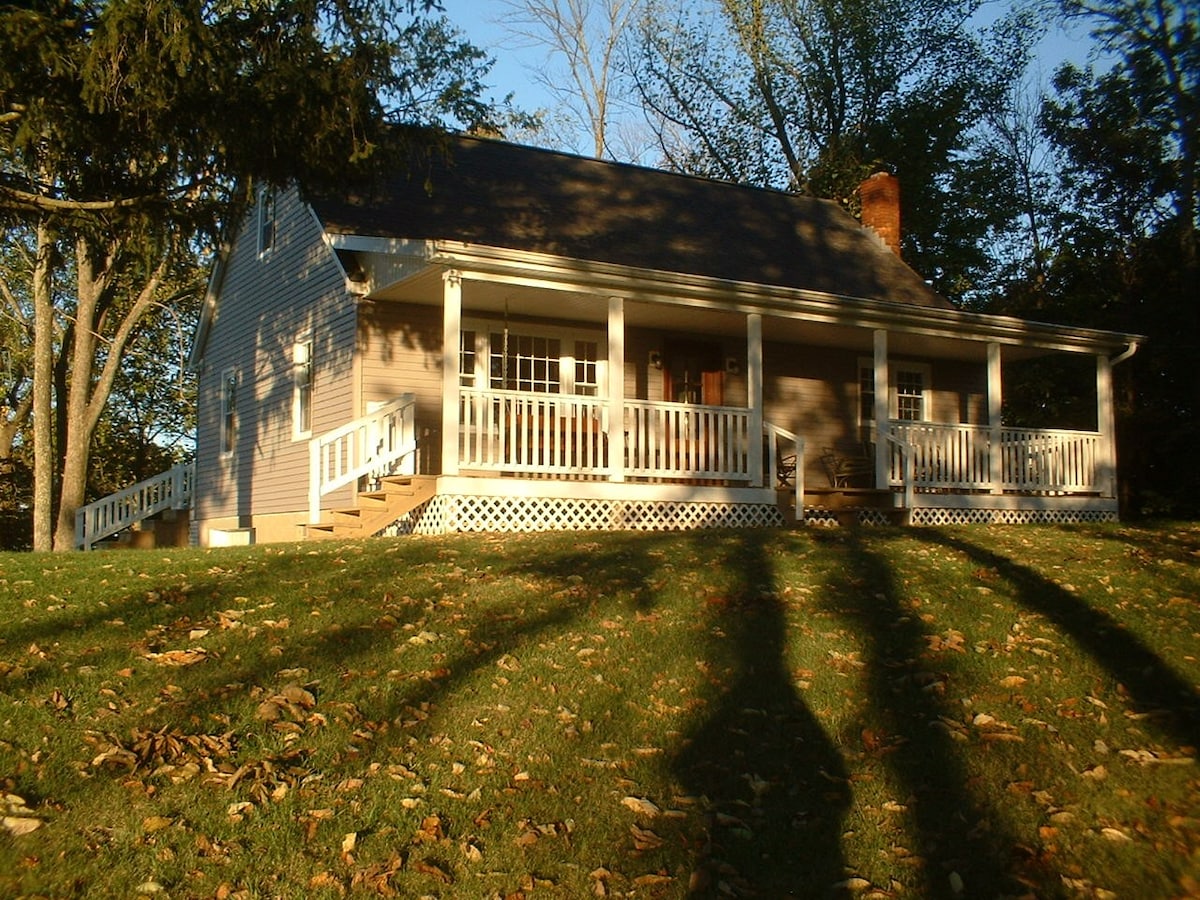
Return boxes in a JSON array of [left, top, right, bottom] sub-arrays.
[[76, 134, 1142, 548]]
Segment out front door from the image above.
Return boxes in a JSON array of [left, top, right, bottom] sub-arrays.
[[664, 340, 723, 405]]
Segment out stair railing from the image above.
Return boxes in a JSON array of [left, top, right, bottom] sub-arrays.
[[764, 422, 804, 521], [75, 462, 195, 550], [309, 394, 418, 524]]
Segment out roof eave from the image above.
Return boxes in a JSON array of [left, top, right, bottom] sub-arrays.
[[428, 241, 1145, 356]]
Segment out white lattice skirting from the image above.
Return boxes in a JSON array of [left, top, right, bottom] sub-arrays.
[[379, 494, 1117, 536], [907, 507, 1117, 526], [382, 494, 786, 535]]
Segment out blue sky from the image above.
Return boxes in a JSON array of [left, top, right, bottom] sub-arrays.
[[437, 0, 1100, 145]]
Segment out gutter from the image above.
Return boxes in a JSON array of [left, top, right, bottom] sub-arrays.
[[427, 241, 1147, 356]]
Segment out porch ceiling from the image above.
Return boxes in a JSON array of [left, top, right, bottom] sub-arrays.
[[368, 264, 1069, 364]]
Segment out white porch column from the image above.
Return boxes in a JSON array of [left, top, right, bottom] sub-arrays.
[[747, 313, 764, 487], [987, 342, 1003, 493], [607, 296, 625, 482], [873, 329, 889, 488], [1097, 353, 1116, 499], [441, 270, 462, 477]]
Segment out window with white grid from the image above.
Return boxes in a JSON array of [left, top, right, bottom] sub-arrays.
[[573, 340, 599, 396], [490, 333, 562, 393], [896, 368, 926, 420], [460, 329, 477, 387]]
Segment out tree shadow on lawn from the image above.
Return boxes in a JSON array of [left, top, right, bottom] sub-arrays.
[[672, 531, 851, 897], [816, 529, 1025, 899], [922, 528, 1200, 751]]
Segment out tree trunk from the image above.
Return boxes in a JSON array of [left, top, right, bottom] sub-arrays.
[[32, 219, 55, 552], [52, 238, 108, 550]]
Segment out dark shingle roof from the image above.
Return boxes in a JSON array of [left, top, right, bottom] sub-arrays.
[[311, 135, 953, 310]]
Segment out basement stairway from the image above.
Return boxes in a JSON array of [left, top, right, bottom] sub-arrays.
[[306, 475, 438, 540]]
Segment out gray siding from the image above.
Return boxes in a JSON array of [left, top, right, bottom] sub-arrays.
[[194, 188, 356, 525], [358, 300, 445, 473]]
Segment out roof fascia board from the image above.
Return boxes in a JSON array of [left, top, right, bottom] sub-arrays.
[[186, 248, 228, 372], [431, 241, 1144, 355], [326, 234, 434, 256]]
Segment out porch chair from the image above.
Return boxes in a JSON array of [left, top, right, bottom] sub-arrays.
[[820, 446, 874, 488]]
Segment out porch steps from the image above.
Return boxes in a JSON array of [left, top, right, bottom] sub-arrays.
[[780, 487, 907, 526], [306, 475, 438, 540]]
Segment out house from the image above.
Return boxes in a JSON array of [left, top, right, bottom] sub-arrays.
[[164, 134, 1141, 547]]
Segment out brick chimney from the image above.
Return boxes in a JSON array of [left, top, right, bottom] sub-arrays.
[[859, 172, 901, 257]]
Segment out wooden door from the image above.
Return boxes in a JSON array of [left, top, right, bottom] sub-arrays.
[[664, 340, 723, 405]]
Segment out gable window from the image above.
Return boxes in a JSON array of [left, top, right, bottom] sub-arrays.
[[292, 337, 313, 438], [221, 369, 238, 455], [257, 188, 276, 257]]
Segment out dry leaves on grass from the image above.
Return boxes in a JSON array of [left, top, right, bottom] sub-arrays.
[[142, 647, 215, 666], [2, 793, 43, 835]]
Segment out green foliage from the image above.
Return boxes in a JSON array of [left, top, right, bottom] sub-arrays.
[[0, 0, 505, 547], [0, 526, 1197, 897], [992, 0, 1198, 516], [630, 0, 1037, 301]]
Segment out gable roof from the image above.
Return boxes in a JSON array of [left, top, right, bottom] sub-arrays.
[[309, 134, 954, 310]]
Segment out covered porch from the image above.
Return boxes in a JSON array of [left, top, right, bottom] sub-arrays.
[[320, 241, 1136, 529]]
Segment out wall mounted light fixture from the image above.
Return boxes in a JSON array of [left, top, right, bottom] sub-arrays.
[[648, 350, 663, 370]]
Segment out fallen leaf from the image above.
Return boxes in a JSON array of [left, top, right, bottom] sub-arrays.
[[630, 823, 663, 851], [621, 796, 661, 817], [411, 858, 453, 883], [633, 873, 674, 886]]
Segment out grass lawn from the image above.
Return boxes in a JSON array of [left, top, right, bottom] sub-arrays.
[[1, 523, 1198, 899]]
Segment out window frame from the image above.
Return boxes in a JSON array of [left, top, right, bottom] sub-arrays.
[[460, 319, 606, 397], [220, 368, 238, 457], [857, 358, 933, 427], [257, 187, 276, 258], [292, 334, 314, 440]]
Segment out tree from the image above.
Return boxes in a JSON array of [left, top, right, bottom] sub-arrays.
[[0, 0, 499, 550], [629, 0, 1039, 300], [498, 0, 647, 159], [995, 0, 1198, 515]]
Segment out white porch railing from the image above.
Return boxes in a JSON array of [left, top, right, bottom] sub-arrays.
[[887, 422, 1103, 494], [459, 389, 609, 475], [624, 400, 752, 480], [309, 394, 418, 523], [458, 389, 757, 482], [75, 462, 195, 550]]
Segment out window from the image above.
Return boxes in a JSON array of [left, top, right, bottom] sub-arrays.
[[293, 337, 313, 438], [490, 332, 561, 393], [257, 188, 276, 257], [895, 368, 926, 421], [221, 369, 238, 455], [572, 340, 600, 396], [858, 360, 931, 426], [458, 322, 603, 395], [460, 329, 477, 387]]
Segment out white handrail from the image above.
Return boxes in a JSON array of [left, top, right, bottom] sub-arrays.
[[309, 394, 418, 523], [764, 422, 804, 521], [75, 462, 195, 550], [884, 432, 915, 517]]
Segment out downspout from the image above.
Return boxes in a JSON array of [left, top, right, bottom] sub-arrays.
[[1110, 340, 1140, 367], [1099, 340, 1140, 506]]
